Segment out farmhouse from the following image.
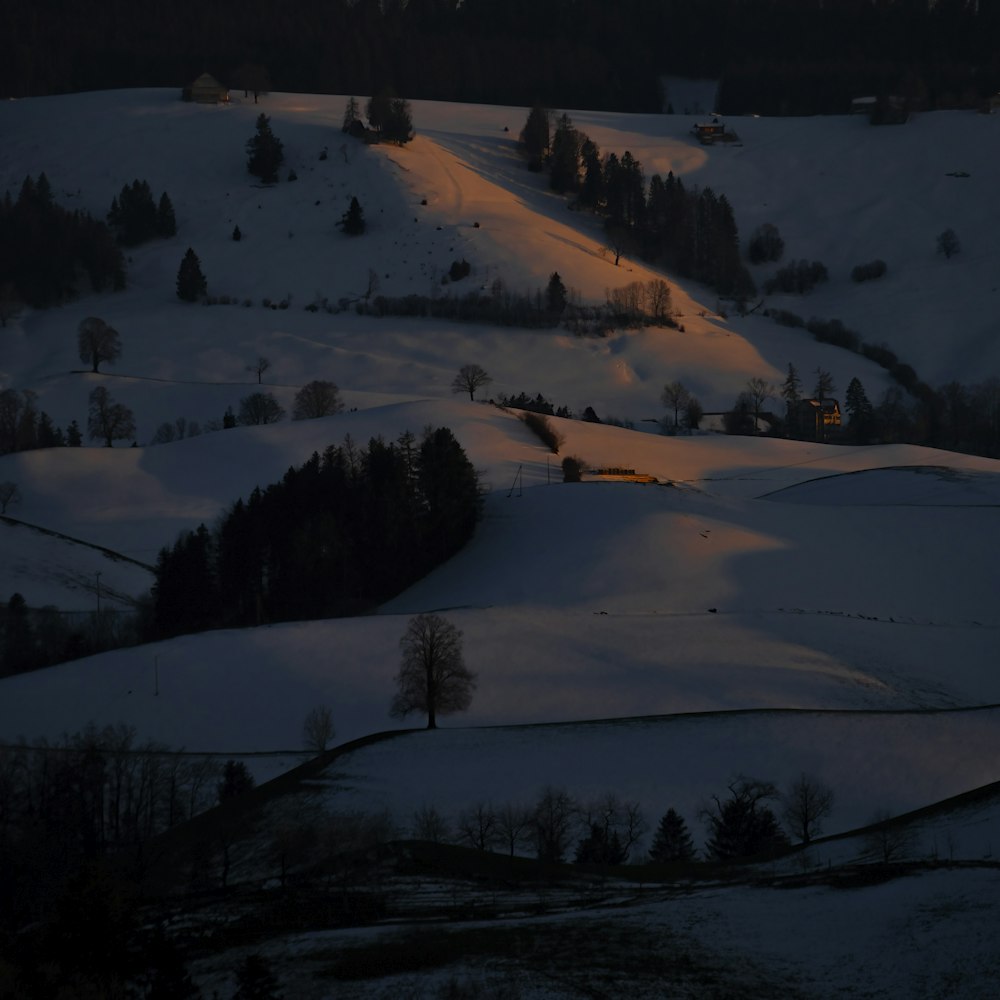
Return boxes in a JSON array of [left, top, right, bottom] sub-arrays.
[[791, 398, 842, 441], [691, 119, 726, 141], [184, 73, 229, 104]]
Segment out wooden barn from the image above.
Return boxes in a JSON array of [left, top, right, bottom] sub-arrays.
[[184, 73, 229, 104]]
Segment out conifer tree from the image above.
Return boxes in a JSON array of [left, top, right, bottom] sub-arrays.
[[545, 271, 568, 316], [578, 137, 605, 210], [342, 95, 361, 132], [549, 114, 581, 193], [383, 97, 414, 144], [520, 103, 550, 170], [176, 247, 207, 301], [781, 363, 802, 411], [649, 808, 696, 863], [246, 113, 284, 183], [845, 376, 874, 443], [156, 192, 177, 237], [339, 196, 366, 235]]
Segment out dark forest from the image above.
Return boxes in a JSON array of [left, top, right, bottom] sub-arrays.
[[5, 1, 1000, 114]]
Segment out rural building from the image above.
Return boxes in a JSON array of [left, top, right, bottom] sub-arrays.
[[691, 119, 727, 142], [184, 73, 229, 104], [792, 398, 841, 440]]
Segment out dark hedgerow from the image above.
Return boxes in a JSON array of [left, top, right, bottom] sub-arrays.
[[520, 411, 563, 454], [851, 259, 887, 283], [764, 259, 828, 295]]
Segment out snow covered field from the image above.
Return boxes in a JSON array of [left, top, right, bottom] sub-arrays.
[[2, 88, 1000, 996]]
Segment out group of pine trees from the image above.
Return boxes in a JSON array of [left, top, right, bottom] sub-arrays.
[[523, 109, 753, 304], [151, 428, 481, 637], [107, 180, 176, 245], [0, 174, 125, 309]]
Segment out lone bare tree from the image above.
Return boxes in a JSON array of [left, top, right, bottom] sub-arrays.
[[77, 317, 122, 373], [661, 380, 691, 431], [451, 364, 493, 402], [302, 706, 336, 754], [745, 377, 775, 434], [0, 481, 21, 514], [390, 613, 476, 729], [247, 356, 270, 384], [782, 773, 835, 845], [87, 386, 136, 447]]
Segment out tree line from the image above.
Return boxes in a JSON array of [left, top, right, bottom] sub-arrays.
[[5, 1, 1000, 117], [522, 109, 753, 305], [0, 174, 124, 312], [398, 771, 835, 868], [151, 427, 482, 637]]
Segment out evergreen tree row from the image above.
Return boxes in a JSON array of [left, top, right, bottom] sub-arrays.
[[107, 179, 176, 246], [152, 428, 482, 637], [0, 174, 125, 308], [526, 111, 754, 304]]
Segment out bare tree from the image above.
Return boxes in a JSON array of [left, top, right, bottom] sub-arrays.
[[411, 803, 449, 842], [864, 810, 917, 864], [782, 773, 834, 845], [456, 801, 498, 851], [661, 380, 691, 431], [496, 801, 534, 857], [237, 391, 285, 426], [580, 792, 647, 862], [644, 279, 673, 323], [87, 386, 135, 447], [451, 364, 493, 401], [0, 481, 21, 514], [247, 356, 270, 384], [533, 785, 577, 863], [77, 317, 122, 373], [745, 377, 775, 434], [302, 706, 335, 754], [390, 613, 476, 729], [293, 380, 344, 420]]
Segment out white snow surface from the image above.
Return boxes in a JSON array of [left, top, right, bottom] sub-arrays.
[[2, 90, 1000, 995]]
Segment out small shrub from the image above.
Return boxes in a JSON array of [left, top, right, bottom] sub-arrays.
[[746, 222, 784, 264], [767, 308, 805, 328], [561, 456, 586, 482], [851, 259, 887, 282], [448, 259, 472, 282], [763, 260, 829, 295]]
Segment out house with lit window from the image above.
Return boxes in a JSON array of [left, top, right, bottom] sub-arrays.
[[791, 398, 841, 440]]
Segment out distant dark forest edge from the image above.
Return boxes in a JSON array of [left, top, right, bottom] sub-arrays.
[[152, 428, 482, 639], [6, 0, 1000, 114]]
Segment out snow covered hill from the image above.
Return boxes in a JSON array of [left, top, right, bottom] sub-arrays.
[[2, 90, 1000, 995]]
